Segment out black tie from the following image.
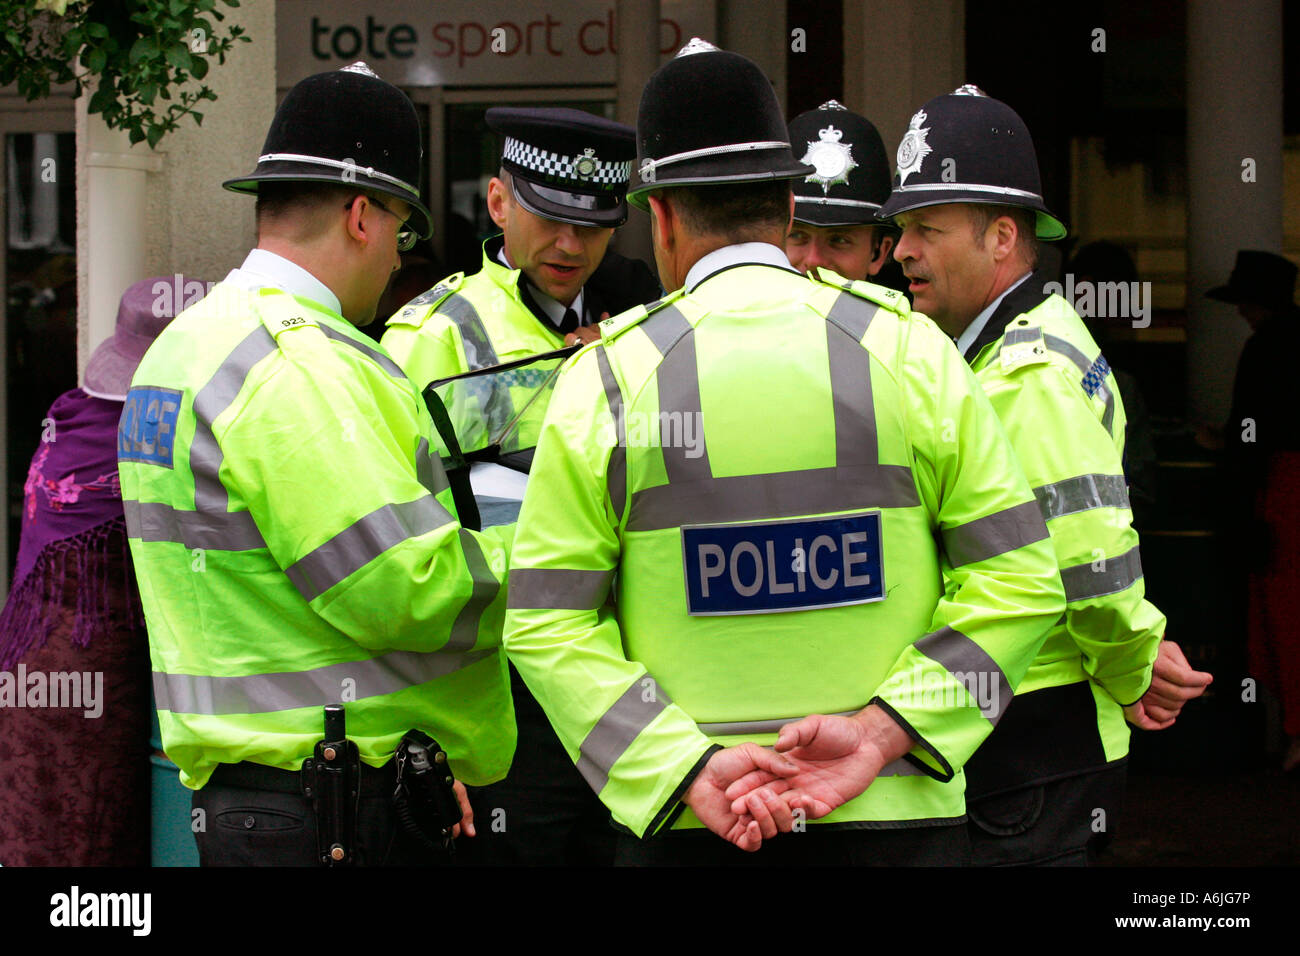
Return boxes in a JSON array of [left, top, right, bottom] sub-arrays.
[[559, 308, 580, 335]]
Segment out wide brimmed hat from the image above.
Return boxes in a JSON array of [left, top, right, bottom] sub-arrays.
[[487, 107, 636, 228], [789, 100, 892, 227], [1207, 250, 1297, 310], [627, 39, 813, 210], [878, 85, 1066, 240], [223, 62, 433, 239], [84, 275, 208, 400]]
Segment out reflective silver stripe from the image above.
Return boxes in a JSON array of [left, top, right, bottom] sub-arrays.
[[284, 496, 456, 603], [596, 347, 628, 523], [318, 324, 407, 379], [1043, 333, 1117, 433], [1002, 326, 1041, 347], [879, 758, 928, 777], [153, 647, 496, 716], [1060, 545, 1143, 602], [123, 499, 266, 551], [256, 152, 421, 198], [190, 326, 278, 513], [1034, 473, 1130, 521], [795, 196, 881, 210], [439, 293, 498, 371], [891, 181, 1045, 202], [942, 500, 1048, 567], [415, 437, 449, 496], [826, 300, 879, 466], [697, 709, 859, 736], [627, 464, 918, 532], [575, 675, 672, 794], [446, 528, 502, 651], [507, 567, 614, 610], [656, 325, 712, 484], [913, 626, 1012, 724], [825, 289, 878, 344], [639, 304, 692, 358], [1042, 334, 1091, 374]]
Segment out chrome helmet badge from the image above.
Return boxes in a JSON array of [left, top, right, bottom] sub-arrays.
[[896, 109, 932, 185], [800, 124, 858, 194]]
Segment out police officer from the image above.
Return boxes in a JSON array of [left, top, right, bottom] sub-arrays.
[[381, 108, 659, 866], [785, 100, 907, 294], [382, 108, 659, 394], [879, 86, 1213, 865], [118, 63, 514, 866], [502, 41, 1067, 864]]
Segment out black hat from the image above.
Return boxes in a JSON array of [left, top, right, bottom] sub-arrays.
[[627, 39, 813, 210], [1207, 250, 1297, 310], [223, 62, 433, 239], [486, 107, 636, 228], [878, 85, 1066, 240], [789, 101, 892, 227]]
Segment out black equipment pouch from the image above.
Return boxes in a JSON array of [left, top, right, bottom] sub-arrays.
[[393, 729, 461, 858], [301, 704, 361, 866]]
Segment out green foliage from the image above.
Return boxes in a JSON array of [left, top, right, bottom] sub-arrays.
[[0, 0, 251, 147]]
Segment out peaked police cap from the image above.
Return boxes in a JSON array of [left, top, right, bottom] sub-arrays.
[[789, 100, 892, 227], [878, 85, 1066, 240], [627, 39, 813, 210], [487, 107, 636, 228], [223, 62, 433, 239]]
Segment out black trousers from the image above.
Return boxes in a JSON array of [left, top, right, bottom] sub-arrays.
[[192, 760, 452, 867], [965, 761, 1127, 867], [615, 823, 971, 866], [460, 664, 616, 866]]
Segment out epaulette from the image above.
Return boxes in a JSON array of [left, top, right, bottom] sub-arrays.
[[600, 287, 688, 343], [809, 268, 910, 315], [255, 286, 320, 345], [997, 323, 1051, 373], [385, 272, 465, 328]]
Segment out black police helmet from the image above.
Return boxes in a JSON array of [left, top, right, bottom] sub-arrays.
[[628, 39, 813, 210], [789, 100, 892, 227], [878, 85, 1066, 240], [223, 62, 433, 239]]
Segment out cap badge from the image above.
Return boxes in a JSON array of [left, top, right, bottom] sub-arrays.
[[340, 61, 379, 78], [896, 109, 932, 185], [800, 124, 858, 194], [575, 148, 598, 181]]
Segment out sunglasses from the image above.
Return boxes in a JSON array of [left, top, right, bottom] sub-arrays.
[[350, 195, 417, 252]]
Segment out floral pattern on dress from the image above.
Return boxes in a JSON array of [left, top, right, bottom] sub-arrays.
[[23, 442, 121, 523]]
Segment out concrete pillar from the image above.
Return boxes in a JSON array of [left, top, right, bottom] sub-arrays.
[[613, 0, 659, 268], [80, 115, 161, 378], [1185, 0, 1283, 426], [719, 0, 787, 109], [843, 0, 965, 156]]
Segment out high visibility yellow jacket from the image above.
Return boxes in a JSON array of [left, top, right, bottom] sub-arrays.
[[962, 282, 1165, 792], [117, 282, 514, 790], [503, 260, 1067, 837]]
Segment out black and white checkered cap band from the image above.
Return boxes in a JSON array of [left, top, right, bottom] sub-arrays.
[[503, 136, 632, 187]]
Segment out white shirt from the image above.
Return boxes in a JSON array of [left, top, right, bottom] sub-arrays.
[[496, 245, 586, 328], [224, 248, 342, 315], [684, 242, 799, 292], [956, 272, 1031, 359]]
